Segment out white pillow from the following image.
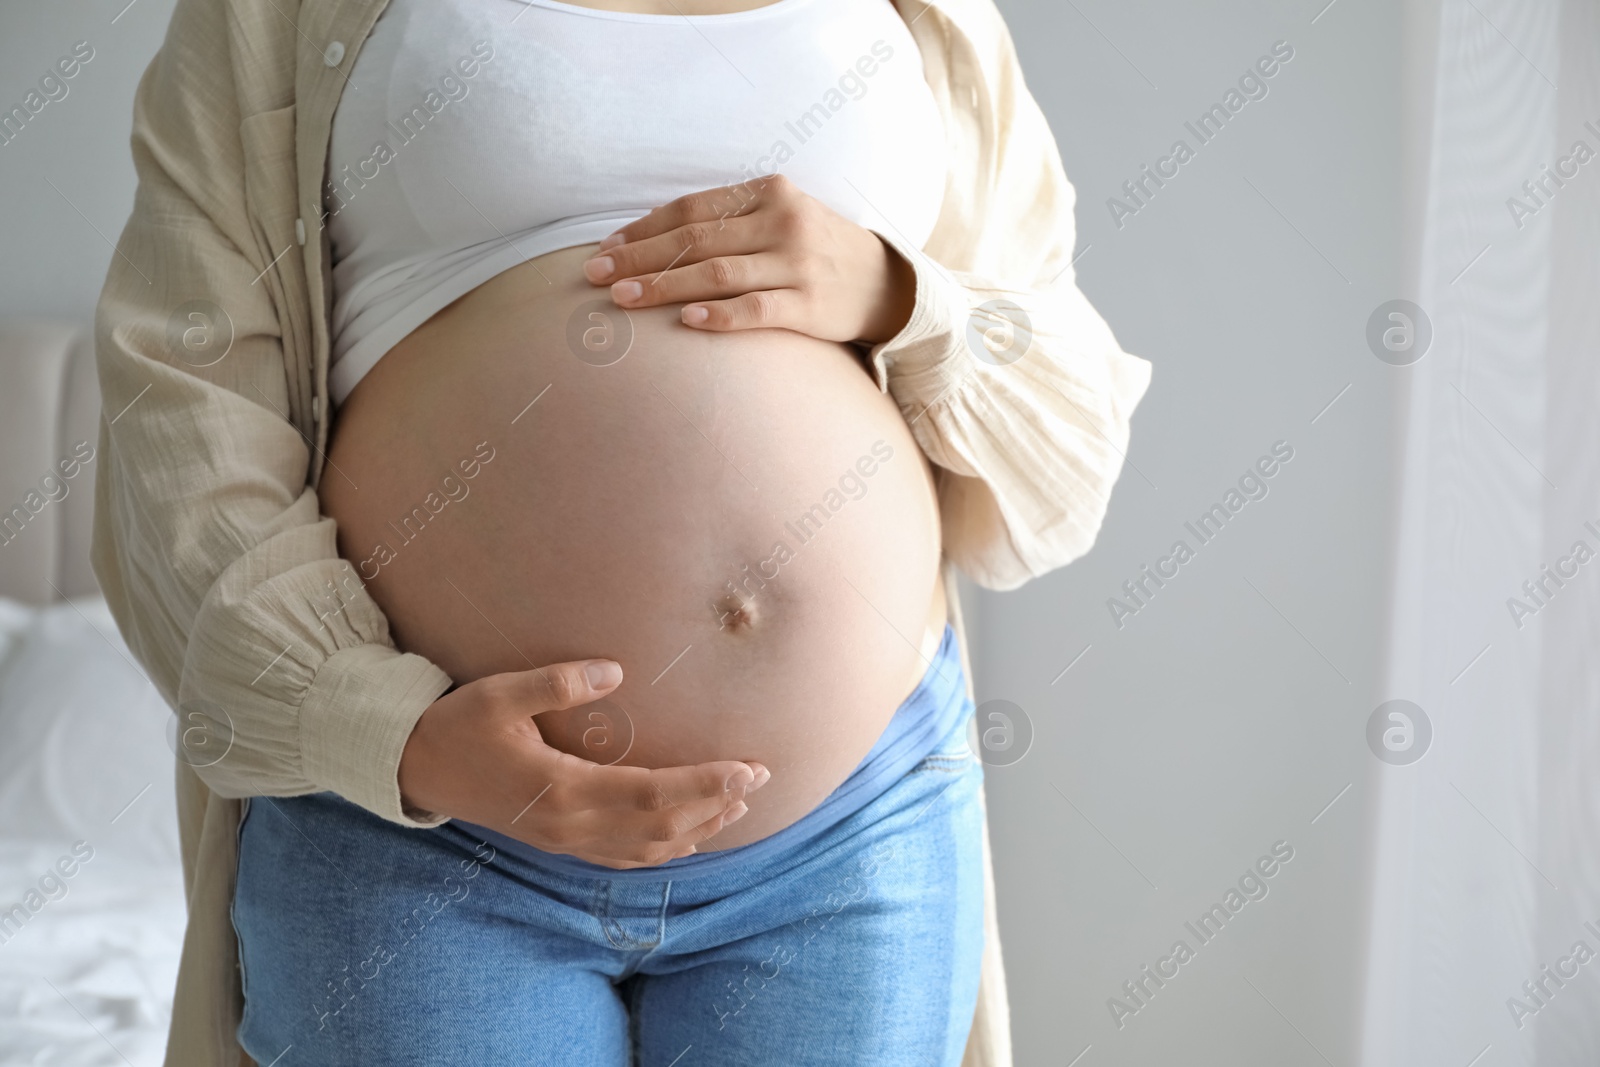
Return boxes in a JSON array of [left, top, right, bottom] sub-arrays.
[[0, 597, 180, 865]]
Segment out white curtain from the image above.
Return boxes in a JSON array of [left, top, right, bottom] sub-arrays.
[[1361, 1, 1600, 1064]]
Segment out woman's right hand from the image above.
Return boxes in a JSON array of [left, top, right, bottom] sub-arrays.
[[397, 658, 768, 869]]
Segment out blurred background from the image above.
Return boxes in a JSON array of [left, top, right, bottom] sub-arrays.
[[1, 0, 1596, 1064]]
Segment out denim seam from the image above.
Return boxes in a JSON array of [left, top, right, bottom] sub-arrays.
[[640, 879, 672, 964], [592, 880, 669, 952], [912, 754, 974, 775]]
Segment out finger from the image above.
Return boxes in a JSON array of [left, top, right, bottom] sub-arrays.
[[567, 759, 761, 817], [656, 802, 748, 861], [560, 794, 750, 869], [681, 290, 805, 333], [519, 760, 769, 867], [602, 177, 784, 249], [495, 659, 623, 714], [585, 211, 767, 286], [677, 802, 745, 854], [610, 254, 790, 310], [598, 771, 739, 842]]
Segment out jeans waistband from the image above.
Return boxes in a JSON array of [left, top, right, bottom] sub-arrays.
[[454, 623, 970, 882]]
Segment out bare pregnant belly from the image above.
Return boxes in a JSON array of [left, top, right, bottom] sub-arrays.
[[320, 244, 946, 849]]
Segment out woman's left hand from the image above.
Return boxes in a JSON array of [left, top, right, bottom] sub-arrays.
[[581, 173, 917, 345]]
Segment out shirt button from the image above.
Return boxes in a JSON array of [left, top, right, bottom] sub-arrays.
[[294, 218, 306, 246], [323, 40, 346, 67]]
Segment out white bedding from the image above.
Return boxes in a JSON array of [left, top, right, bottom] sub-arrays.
[[0, 597, 184, 1066]]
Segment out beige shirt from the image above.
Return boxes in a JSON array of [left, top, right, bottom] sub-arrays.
[[91, 0, 1151, 1062]]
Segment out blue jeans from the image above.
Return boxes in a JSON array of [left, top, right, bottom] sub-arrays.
[[231, 696, 985, 1065]]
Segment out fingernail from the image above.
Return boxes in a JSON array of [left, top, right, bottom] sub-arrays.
[[682, 305, 709, 325], [612, 279, 642, 302], [724, 801, 749, 825], [599, 233, 625, 251], [750, 765, 771, 790], [584, 660, 622, 688], [725, 770, 754, 792], [584, 255, 615, 282]]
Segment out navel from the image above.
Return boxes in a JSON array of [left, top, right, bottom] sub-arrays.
[[713, 592, 759, 632]]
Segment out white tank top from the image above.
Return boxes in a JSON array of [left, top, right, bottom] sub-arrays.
[[325, 0, 948, 405]]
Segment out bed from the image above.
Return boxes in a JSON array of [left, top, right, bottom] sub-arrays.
[[0, 320, 184, 1066]]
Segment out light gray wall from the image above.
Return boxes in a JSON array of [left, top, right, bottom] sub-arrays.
[[0, 1, 1400, 1063], [972, 0, 1400, 1063], [0, 0, 177, 325]]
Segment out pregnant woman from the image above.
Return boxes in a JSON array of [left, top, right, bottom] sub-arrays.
[[93, 0, 1150, 1064]]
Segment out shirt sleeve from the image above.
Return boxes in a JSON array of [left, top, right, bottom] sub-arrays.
[[866, 6, 1153, 592], [91, 0, 453, 827]]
